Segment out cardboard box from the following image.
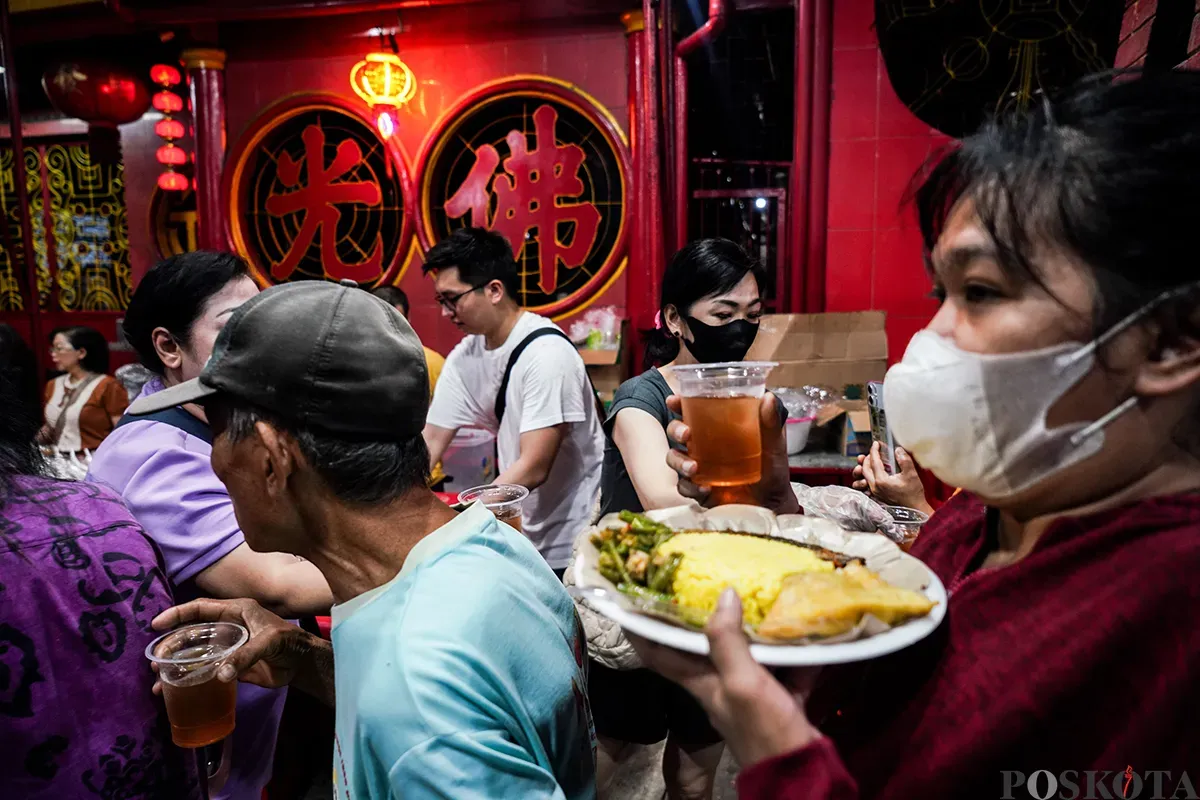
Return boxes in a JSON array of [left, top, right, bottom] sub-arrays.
[[811, 399, 872, 457], [745, 311, 888, 396]]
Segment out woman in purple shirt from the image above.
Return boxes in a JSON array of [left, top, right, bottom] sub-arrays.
[[89, 252, 333, 800], [0, 325, 200, 799]]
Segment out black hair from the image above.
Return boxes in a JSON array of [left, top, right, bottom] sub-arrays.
[[123, 251, 251, 375], [911, 69, 1200, 347], [371, 285, 410, 316], [0, 324, 45, 487], [645, 238, 767, 368], [224, 402, 430, 506], [422, 227, 522, 303], [59, 326, 110, 375]]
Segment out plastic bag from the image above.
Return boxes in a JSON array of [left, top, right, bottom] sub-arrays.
[[792, 483, 904, 543], [116, 363, 155, 404], [44, 450, 92, 482], [567, 306, 621, 349]]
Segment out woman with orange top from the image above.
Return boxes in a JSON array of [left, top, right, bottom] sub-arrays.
[[40, 326, 127, 454]]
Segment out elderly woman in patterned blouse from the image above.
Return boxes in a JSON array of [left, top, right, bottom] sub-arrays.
[[0, 326, 198, 799]]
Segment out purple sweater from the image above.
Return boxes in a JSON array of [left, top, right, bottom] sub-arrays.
[[0, 474, 200, 799]]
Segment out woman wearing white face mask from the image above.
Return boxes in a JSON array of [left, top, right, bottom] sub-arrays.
[[628, 70, 1200, 799]]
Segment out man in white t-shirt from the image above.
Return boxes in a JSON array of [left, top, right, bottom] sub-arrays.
[[421, 227, 603, 573]]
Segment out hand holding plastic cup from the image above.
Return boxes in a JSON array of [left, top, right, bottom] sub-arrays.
[[667, 362, 777, 487], [146, 622, 248, 749], [459, 483, 530, 533]]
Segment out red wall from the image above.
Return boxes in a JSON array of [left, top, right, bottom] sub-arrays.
[[1115, 0, 1200, 69], [825, 0, 952, 365], [219, 23, 629, 357]]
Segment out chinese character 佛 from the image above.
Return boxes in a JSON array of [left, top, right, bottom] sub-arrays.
[[444, 104, 601, 295]]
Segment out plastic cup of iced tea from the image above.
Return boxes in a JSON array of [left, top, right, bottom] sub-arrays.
[[146, 622, 248, 749], [458, 483, 530, 533], [882, 505, 930, 552], [668, 362, 777, 487]]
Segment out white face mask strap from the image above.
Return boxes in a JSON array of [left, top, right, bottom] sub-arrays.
[[1068, 396, 1139, 447], [1058, 281, 1200, 370]]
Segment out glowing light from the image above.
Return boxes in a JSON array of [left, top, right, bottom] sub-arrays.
[[154, 118, 185, 139], [376, 109, 395, 138], [150, 64, 182, 87], [152, 91, 184, 113], [755, 197, 768, 210], [157, 170, 189, 191], [349, 52, 417, 110]]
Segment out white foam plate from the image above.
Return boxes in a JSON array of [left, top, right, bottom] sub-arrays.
[[572, 505, 948, 666]]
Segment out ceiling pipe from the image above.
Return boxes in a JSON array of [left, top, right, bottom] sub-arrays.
[[673, 0, 727, 253]]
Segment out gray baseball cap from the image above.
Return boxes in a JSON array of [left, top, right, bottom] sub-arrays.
[[127, 279, 430, 438]]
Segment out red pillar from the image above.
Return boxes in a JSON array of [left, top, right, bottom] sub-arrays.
[[182, 48, 228, 251], [623, 10, 646, 312], [625, 5, 665, 367], [789, 0, 814, 314], [1, 1, 45, 367], [804, 0, 832, 313]]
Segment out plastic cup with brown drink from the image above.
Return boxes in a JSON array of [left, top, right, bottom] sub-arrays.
[[145, 621, 248, 749], [458, 483, 530, 533], [882, 505, 930, 552], [667, 362, 778, 489]]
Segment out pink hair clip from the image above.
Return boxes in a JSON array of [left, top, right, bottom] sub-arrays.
[[653, 310, 664, 330]]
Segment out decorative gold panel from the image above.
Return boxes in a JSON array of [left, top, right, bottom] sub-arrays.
[[0, 147, 38, 312], [0, 143, 131, 312], [42, 144, 132, 311]]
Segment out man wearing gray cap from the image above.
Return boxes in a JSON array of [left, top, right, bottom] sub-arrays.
[[138, 280, 596, 800]]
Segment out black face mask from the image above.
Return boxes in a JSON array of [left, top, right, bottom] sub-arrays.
[[681, 316, 759, 364]]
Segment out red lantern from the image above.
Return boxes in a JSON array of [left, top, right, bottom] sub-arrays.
[[157, 171, 189, 192], [42, 60, 151, 127], [154, 118, 185, 139], [152, 91, 184, 113], [150, 63, 182, 87], [156, 144, 188, 166]]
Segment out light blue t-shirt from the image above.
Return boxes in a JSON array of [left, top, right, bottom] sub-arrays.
[[330, 501, 596, 800]]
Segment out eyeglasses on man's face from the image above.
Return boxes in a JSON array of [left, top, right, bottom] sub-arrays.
[[433, 284, 486, 313]]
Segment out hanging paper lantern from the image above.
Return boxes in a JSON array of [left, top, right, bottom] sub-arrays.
[[150, 62, 190, 192], [157, 170, 190, 192], [42, 60, 151, 126], [156, 144, 188, 166], [152, 91, 184, 113], [349, 52, 416, 138], [154, 118, 185, 139], [149, 63, 182, 87]]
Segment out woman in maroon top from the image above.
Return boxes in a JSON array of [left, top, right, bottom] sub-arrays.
[[634, 70, 1200, 799]]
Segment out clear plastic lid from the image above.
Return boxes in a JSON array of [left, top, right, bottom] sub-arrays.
[[665, 361, 778, 397]]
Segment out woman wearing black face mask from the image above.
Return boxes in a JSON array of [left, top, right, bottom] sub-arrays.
[[585, 239, 765, 800]]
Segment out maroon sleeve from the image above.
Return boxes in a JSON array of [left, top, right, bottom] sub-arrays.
[[736, 737, 859, 800]]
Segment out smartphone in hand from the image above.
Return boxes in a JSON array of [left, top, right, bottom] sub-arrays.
[[867, 381, 898, 475]]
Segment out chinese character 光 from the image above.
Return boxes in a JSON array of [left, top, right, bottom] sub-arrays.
[[444, 104, 601, 295], [265, 124, 383, 283]]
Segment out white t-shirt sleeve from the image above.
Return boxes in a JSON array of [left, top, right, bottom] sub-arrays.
[[514, 340, 590, 434], [426, 348, 486, 431]]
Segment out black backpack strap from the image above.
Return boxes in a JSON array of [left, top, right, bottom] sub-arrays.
[[494, 327, 605, 426], [115, 406, 213, 445]]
